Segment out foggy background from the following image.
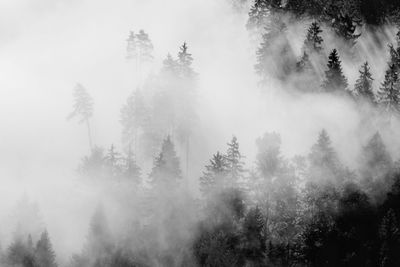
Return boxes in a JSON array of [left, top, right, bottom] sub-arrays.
[[1, 0, 400, 265]]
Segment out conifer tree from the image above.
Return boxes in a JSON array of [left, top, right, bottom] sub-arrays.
[[331, 13, 361, 47], [162, 53, 179, 75], [104, 144, 122, 178], [68, 83, 94, 150], [247, 0, 270, 30], [126, 31, 137, 60], [199, 152, 228, 195], [177, 42, 194, 78], [303, 22, 323, 54], [225, 136, 246, 187], [121, 146, 141, 185], [135, 29, 154, 64], [354, 61, 375, 103], [84, 205, 113, 259], [379, 209, 400, 267], [322, 49, 348, 92], [377, 64, 400, 115], [35, 230, 57, 267], [149, 136, 182, 187], [120, 88, 148, 154], [241, 206, 266, 265]]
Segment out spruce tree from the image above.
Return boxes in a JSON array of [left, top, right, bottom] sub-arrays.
[[162, 53, 179, 75], [177, 42, 194, 78], [303, 22, 323, 54], [135, 29, 154, 64], [247, 0, 270, 30], [35, 230, 57, 267], [322, 49, 349, 92], [104, 144, 122, 178], [379, 209, 400, 267], [225, 136, 245, 187], [126, 31, 137, 60], [68, 83, 94, 150], [120, 88, 148, 153], [199, 152, 228, 195], [149, 136, 182, 187], [121, 146, 141, 184], [354, 61, 375, 103], [377, 64, 400, 115]]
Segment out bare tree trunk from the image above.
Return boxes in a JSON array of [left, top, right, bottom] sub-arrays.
[[186, 136, 190, 180], [86, 118, 93, 151]]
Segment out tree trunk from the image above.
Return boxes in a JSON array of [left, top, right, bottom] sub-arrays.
[[86, 118, 93, 151]]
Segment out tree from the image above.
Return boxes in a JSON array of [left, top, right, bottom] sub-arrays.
[[379, 209, 400, 267], [68, 83, 94, 150], [135, 30, 154, 64], [79, 146, 105, 179], [377, 63, 400, 115], [241, 206, 267, 265], [149, 136, 182, 188], [247, 0, 270, 30], [225, 136, 246, 187], [121, 146, 141, 185], [120, 88, 148, 155], [177, 42, 194, 78], [83, 205, 114, 261], [104, 144, 122, 179], [126, 31, 137, 60], [35, 230, 57, 267], [162, 53, 179, 75], [322, 49, 348, 93], [307, 129, 343, 185], [200, 152, 229, 196], [303, 22, 323, 54], [354, 61, 375, 103]]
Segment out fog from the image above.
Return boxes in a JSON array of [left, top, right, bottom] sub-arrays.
[[1, 0, 400, 266]]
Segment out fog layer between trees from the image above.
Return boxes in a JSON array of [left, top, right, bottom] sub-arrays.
[[3, 0, 400, 266]]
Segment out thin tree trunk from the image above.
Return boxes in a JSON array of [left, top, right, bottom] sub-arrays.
[[186, 136, 190, 180], [86, 118, 93, 151]]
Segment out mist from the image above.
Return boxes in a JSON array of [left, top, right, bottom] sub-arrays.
[[2, 0, 400, 266]]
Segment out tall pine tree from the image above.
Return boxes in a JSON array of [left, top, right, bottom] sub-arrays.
[[322, 49, 349, 93], [35, 230, 57, 267], [354, 61, 375, 103]]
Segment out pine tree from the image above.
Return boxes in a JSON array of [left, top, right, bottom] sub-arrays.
[[84, 205, 113, 259], [247, 0, 270, 30], [354, 61, 375, 103], [126, 31, 137, 60], [135, 29, 154, 64], [225, 136, 246, 187], [162, 53, 179, 75], [149, 136, 182, 187], [104, 144, 122, 178], [241, 206, 266, 265], [379, 209, 400, 267], [307, 129, 344, 185], [309, 129, 338, 170], [177, 42, 194, 78], [255, 17, 295, 82], [120, 88, 148, 154], [377, 63, 400, 115], [199, 152, 228, 195], [322, 49, 349, 92], [303, 22, 323, 54], [79, 146, 105, 179], [68, 83, 94, 150], [35, 230, 57, 267], [121, 146, 141, 184]]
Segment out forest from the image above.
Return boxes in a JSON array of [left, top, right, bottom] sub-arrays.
[[3, 0, 400, 266]]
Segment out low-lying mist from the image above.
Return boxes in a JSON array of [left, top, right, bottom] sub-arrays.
[[2, 0, 400, 266]]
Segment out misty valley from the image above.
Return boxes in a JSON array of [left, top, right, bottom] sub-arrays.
[[4, 0, 400, 266]]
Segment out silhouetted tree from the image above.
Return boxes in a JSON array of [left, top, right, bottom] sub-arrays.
[[35, 230, 57, 267], [322, 49, 349, 93], [354, 61, 375, 103]]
